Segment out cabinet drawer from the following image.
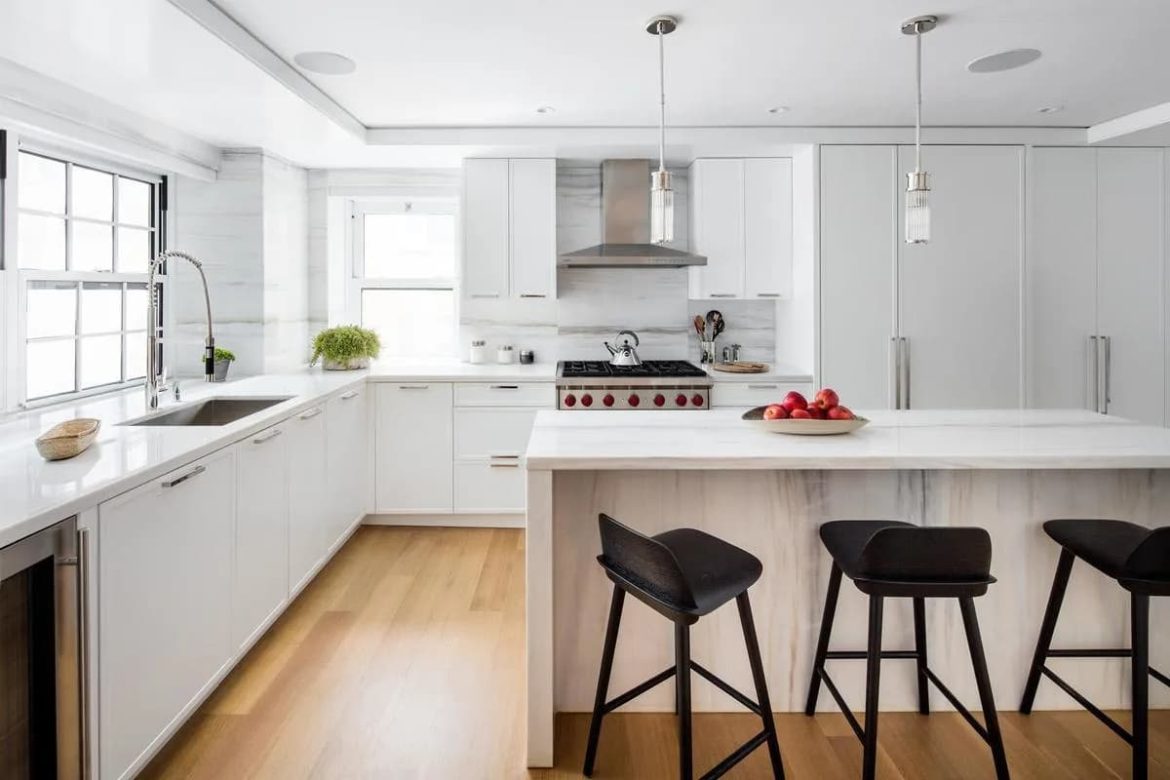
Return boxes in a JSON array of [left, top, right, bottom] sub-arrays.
[[454, 382, 553, 407], [454, 460, 525, 513], [454, 408, 538, 459], [710, 382, 814, 408]]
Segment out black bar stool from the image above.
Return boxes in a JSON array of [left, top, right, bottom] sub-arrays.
[[804, 520, 1010, 780], [1019, 519, 1170, 780], [583, 513, 785, 779]]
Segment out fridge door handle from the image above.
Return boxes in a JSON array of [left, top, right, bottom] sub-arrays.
[[890, 337, 900, 409], [1088, 335, 1099, 412], [901, 337, 911, 410], [1101, 335, 1112, 415]]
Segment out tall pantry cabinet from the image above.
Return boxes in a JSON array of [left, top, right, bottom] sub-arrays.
[[819, 144, 1024, 409], [1027, 147, 1166, 425]]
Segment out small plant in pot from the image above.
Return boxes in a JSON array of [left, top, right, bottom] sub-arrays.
[[310, 325, 381, 370], [210, 347, 235, 382]]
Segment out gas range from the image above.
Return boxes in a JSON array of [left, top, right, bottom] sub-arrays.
[[556, 360, 712, 410]]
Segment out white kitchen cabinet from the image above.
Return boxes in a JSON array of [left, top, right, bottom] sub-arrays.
[[463, 158, 510, 300], [897, 145, 1024, 409], [326, 386, 369, 545], [819, 145, 898, 409], [375, 383, 453, 513], [99, 449, 235, 780], [453, 407, 537, 513], [287, 404, 329, 595], [233, 423, 289, 651], [462, 157, 556, 300], [709, 381, 815, 408], [1027, 147, 1165, 425], [510, 159, 557, 299], [689, 158, 793, 300]]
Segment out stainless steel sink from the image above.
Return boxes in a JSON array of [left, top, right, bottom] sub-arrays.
[[120, 397, 293, 427]]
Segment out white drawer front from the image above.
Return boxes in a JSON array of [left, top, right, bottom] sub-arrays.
[[454, 382, 554, 407], [454, 408, 539, 459], [710, 382, 814, 408], [454, 460, 525, 513]]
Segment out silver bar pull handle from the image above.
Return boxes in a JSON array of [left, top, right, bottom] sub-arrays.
[[397, 385, 429, 390], [1088, 335, 1099, 412], [747, 384, 779, 390], [519, 294, 546, 299], [1102, 335, 1112, 415], [252, 428, 283, 445], [901, 337, 911, 410], [162, 465, 206, 488], [298, 407, 323, 420], [890, 337, 900, 410], [469, 293, 500, 299], [78, 526, 91, 780], [491, 385, 520, 390], [756, 292, 781, 298], [708, 293, 737, 299], [340, 390, 359, 400]]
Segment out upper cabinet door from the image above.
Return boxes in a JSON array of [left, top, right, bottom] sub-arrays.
[[463, 159, 510, 299], [898, 145, 1024, 409], [744, 158, 794, 299], [1097, 148, 1165, 425], [819, 145, 898, 409], [1027, 148, 1098, 410], [509, 159, 556, 299], [690, 158, 745, 299]]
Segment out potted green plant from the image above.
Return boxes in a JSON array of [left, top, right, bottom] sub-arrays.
[[310, 325, 381, 370], [210, 347, 235, 382]]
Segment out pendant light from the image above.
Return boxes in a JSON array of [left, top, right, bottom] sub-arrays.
[[647, 15, 677, 245], [902, 15, 937, 245]]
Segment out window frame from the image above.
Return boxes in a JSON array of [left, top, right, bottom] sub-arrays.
[[8, 140, 167, 408], [347, 197, 460, 358]]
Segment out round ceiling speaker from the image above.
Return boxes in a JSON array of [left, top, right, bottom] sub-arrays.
[[967, 48, 1042, 73], [293, 51, 357, 75]]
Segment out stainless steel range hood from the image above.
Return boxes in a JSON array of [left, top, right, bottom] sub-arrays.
[[558, 160, 707, 268]]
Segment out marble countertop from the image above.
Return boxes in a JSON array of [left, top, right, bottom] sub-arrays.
[[524, 408, 1170, 471], [366, 359, 555, 382]]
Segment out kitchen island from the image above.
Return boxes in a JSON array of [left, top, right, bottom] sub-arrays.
[[523, 409, 1170, 766]]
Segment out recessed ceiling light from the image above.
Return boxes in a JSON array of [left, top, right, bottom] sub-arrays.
[[293, 51, 356, 75], [767, 106, 789, 115], [535, 106, 555, 114], [967, 48, 1042, 74], [1036, 105, 1064, 114]]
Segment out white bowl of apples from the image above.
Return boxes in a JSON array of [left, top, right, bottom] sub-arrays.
[[742, 389, 868, 435]]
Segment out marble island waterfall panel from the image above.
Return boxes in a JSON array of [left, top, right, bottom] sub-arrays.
[[550, 468, 1170, 714]]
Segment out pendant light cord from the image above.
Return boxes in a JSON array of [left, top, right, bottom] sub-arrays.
[[657, 20, 667, 174], [914, 27, 922, 173]]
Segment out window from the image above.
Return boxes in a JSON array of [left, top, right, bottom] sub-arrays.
[[15, 150, 164, 403], [351, 199, 457, 358]]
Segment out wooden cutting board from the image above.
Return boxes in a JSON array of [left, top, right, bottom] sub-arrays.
[[712, 361, 770, 374]]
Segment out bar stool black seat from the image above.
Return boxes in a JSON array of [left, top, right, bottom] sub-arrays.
[[1020, 519, 1170, 780], [583, 513, 785, 779], [805, 520, 1010, 780]]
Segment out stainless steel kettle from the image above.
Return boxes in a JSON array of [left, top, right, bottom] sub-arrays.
[[604, 330, 642, 367]]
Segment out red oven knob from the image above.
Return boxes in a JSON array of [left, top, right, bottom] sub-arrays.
[[564, 393, 577, 407], [603, 394, 615, 407], [675, 394, 687, 407], [653, 393, 666, 407], [581, 393, 593, 407], [691, 393, 705, 407], [628, 393, 640, 407]]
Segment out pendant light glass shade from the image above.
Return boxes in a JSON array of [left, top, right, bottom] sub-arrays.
[[649, 17, 676, 245], [905, 171, 930, 244]]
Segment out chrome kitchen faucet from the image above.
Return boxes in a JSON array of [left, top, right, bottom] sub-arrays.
[[146, 250, 214, 409]]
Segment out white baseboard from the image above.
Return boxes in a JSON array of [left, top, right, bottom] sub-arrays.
[[363, 512, 525, 529]]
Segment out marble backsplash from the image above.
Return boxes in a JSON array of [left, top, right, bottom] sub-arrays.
[[459, 160, 778, 365]]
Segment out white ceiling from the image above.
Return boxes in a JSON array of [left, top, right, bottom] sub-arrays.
[[219, 0, 1170, 129], [0, 0, 1168, 170]]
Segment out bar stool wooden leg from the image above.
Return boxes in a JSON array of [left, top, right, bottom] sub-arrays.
[[913, 597, 929, 714], [737, 592, 786, 778], [862, 595, 884, 780], [1132, 592, 1150, 780], [675, 622, 693, 780], [959, 596, 1011, 780], [1020, 549, 1075, 713], [805, 563, 843, 715], [583, 585, 625, 777]]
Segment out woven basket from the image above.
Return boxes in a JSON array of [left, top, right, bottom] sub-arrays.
[[36, 418, 101, 461]]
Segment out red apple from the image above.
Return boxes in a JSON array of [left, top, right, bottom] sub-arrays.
[[806, 406, 825, 419], [814, 388, 840, 411], [780, 391, 808, 414], [762, 404, 788, 420], [827, 405, 855, 420], [789, 408, 812, 419]]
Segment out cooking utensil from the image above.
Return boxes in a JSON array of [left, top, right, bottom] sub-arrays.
[[742, 406, 869, 435], [692, 314, 706, 339], [713, 361, 769, 374], [604, 330, 642, 366], [705, 310, 722, 335]]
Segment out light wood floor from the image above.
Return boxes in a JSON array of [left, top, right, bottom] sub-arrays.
[[144, 527, 1170, 779]]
